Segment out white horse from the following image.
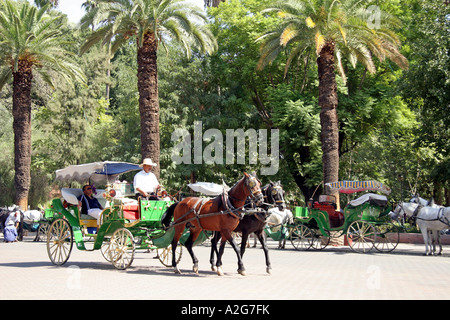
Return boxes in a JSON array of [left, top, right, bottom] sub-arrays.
[[410, 196, 445, 255], [391, 201, 450, 255], [266, 207, 294, 248]]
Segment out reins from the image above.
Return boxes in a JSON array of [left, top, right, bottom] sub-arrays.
[[164, 197, 257, 231]]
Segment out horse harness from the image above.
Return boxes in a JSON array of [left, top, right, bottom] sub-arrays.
[[402, 203, 450, 227], [166, 191, 258, 231], [166, 175, 265, 230]]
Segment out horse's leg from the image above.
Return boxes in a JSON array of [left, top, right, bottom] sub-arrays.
[[427, 230, 434, 255], [222, 229, 246, 276], [184, 229, 200, 274], [171, 225, 185, 274], [420, 227, 430, 256], [209, 231, 220, 271], [255, 230, 272, 274], [216, 238, 227, 276], [428, 230, 434, 256], [438, 232, 443, 255], [240, 231, 249, 258]]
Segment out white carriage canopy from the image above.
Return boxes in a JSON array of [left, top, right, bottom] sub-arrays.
[[55, 161, 140, 184], [187, 182, 229, 196]]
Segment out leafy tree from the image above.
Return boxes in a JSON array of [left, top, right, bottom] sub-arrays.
[[80, 0, 217, 178], [0, 0, 85, 209], [257, 0, 408, 200], [399, 0, 449, 204]]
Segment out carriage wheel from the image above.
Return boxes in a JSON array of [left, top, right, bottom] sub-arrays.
[[37, 222, 50, 242], [311, 230, 330, 250], [347, 221, 376, 253], [101, 238, 112, 262], [156, 245, 183, 267], [109, 228, 135, 270], [374, 224, 399, 253], [290, 225, 313, 250], [47, 219, 73, 266]]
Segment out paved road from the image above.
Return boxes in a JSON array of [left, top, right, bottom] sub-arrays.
[[1, 234, 449, 301]]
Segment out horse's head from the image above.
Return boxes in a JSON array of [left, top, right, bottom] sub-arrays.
[[390, 202, 418, 221], [243, 172, 263, 205], [267, 180, 286, 211], [390, 202, 403, 221], [409, 194, 428, 206]]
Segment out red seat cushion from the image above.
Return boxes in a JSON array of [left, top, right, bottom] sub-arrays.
[[123, 204, 139, 220]]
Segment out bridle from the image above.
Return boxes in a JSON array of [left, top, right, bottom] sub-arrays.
[[264, 183, 286, 210], [394, 202, 422, 224], [244, 174, 263, 204]]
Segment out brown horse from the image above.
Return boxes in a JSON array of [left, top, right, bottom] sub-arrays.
[[162, 172, 263, 276]]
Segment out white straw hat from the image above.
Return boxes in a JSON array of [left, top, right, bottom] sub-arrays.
[[139, 158, 157, 167]]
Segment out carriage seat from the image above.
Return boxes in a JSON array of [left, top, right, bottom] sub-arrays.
[[123, 204, 140, 220], [61, 188, 107, 208], [313, 201, 344, 228]]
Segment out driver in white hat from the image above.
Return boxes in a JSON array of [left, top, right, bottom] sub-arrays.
[[133, 158, 161, 199]]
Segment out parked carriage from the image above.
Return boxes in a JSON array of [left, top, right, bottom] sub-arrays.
[[291, 181, 400, 253], [45, 161, 204, 270], [46, 162, 263, 275]]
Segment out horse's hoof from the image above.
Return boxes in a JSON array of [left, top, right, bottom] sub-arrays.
[[217, 267, 224, 276], [174, 267, 181, 274], [238, 269, 246, 276], [266, 267, 272, 275], [211, 265, 217, 272], [193, 265, 199, 274]]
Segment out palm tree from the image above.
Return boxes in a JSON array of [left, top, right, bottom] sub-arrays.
[[204, 0, 226, 7], [0, 0, 86, 209], [34, 0, 59, 8], [257, 0, 408, 198], [80, 0, 217, 178]]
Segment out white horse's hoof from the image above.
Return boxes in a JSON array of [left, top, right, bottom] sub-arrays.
[[211, 266, 217, 272], [174, 267, 181, 274], [193, 266, 199, 274], [266, 267, 272, 275], [217, 267, 224, 276]]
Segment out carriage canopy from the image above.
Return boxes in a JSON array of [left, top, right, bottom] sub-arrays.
[[55, 161, 140, 183], [187, 182, 229, 196], [325, 180, 391, 195]]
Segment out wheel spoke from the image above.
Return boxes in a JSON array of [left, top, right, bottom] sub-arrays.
[[110, 228, 135, 270], [47, 219, 73, 266]]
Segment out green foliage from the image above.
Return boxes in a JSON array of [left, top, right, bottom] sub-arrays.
[[0, 0, 448, 207]]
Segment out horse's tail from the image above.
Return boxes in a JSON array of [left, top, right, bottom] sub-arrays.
[[161, 202, 178, 228]]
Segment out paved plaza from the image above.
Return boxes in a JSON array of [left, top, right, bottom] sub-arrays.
[[1, 233, 449, 301]]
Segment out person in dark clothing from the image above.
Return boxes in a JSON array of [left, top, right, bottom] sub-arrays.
[[77, 185, 103, 225]]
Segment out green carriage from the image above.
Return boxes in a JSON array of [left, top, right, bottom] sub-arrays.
[[292, 180, 400, 253], [45, 161, 204, 270]]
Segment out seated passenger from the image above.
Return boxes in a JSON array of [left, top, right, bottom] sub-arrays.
[[78, 185, 103, 226]]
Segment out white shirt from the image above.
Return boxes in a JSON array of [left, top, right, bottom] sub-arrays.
[[133, 170, 159, 194], [5, 212, 20, 227]]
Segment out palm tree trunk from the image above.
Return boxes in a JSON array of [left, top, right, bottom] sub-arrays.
[[137, 31, 160, 178], [317, 41, 340, 205], [12, 59, 33, 210]]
